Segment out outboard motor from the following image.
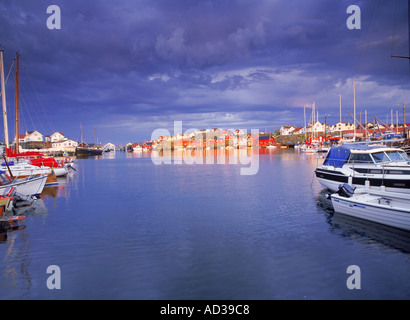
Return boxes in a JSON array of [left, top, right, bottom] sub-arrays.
[[337, 183, 355, 198], [3, 186, 35, 206]]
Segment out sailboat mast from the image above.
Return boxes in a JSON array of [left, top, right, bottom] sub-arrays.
[[15, 52, 19, 154], [353, 79, 356, 142], [313, 101, 315, 138], [403, 104, 406, 138], [339, 93, 342, 123], [304, 104, 306, 141], [80, 123, 83, 144], [0, 49, 9, 150]]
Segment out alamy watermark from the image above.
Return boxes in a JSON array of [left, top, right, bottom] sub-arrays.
[[346, 5, 361, 30], [46, 5, 61, 30], [150, 121, 259, 175], [346, 265, 361, 290], [46, 265, 61, 290]]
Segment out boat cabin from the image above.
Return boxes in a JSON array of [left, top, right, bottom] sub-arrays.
[[323, 145, 409, 168]]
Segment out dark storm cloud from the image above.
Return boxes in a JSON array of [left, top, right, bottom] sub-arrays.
[[0, 0, 408, 144]]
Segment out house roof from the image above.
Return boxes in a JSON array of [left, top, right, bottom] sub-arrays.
[[26, 130, 42, 135]]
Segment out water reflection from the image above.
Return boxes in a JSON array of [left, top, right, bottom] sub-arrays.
[[315, 190, 410, 253], [75, 154, 104, 160], [1, 149, 409, 299], [331, 212, 410, 253], [150, 148, 256, 163], [0, 222, 26, 242], [126, 151, 148, 158], [0, 170, 77, 243], [102, 151, 117, 159]]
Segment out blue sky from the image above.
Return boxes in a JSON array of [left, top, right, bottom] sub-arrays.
[[0, 0, 409, 145]]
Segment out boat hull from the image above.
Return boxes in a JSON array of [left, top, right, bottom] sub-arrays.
[[16, 170, 59, 187], [315, 167, 410, 194], [331, 193, 410, 231], [52, 166, 68, 177], [75, 147, 103, 156], [0, 175, 47, 197]]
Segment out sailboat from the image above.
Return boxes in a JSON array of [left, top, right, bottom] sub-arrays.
[[3, 53, 66, 183], [75, 124, 103, 156], [0, 50, 48, 195]]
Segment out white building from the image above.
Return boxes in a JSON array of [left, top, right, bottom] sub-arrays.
[[51, 139, 78, 149], [292, 127, 306, 135], [309, 121, 326, 133], [24, 130, 43, 142], [280, 125, 295, 135], [334, 122, 355, 132], [50, 132, 67, 142], [103, 142, 116, 151]]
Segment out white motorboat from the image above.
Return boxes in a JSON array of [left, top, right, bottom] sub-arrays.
[[24, 157, 69, 177], [317, 146, 330, 153], [0, 171, 47, 197], [315, 143, 410, 194], [50, 165, 68, 177], [329, 183, 410, 231], [300, 144, 318, 153]]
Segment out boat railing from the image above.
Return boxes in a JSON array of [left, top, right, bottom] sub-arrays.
[[320, 156, 402, 185]]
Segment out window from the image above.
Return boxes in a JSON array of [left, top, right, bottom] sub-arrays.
[[399, 151, 409, 161], [385, 151, 406, 162], [372, 152, 390, 163], [348, 153, 373, 164]]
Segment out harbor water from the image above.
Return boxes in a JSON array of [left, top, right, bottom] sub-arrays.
[[0, 149, 409, 300]]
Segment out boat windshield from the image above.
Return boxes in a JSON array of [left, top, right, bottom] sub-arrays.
[[385, 151, 409, 162], [347, 153, 374, 164], [371, 151, 409, 163], [371, 152, 390, 163]]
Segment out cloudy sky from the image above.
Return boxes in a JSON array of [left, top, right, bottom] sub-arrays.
[[0, 0, 409, 145]]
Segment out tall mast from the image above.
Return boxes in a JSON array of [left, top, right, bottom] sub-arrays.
[[353, 79, 356, 142], [390, 0, 410, 71], [15, 52, 19, 154], [312, 101, 316, 138], [0, 49, 9, 149], [391, 109, 393, 128], [339, 93, 342, 123], [303, 104, 306, 141], [403, 104, 406, 138], [80, 123, 83, 144]]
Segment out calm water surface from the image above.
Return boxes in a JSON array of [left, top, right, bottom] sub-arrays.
[[0, 149, 409, 300]]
